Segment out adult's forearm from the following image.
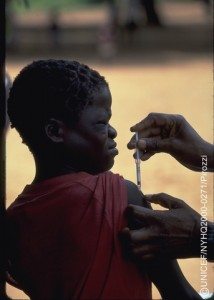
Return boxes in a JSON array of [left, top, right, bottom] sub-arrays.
[[145, 260, 202, 300], [207, 222, 214, 262], [206, 143, 214, 172]]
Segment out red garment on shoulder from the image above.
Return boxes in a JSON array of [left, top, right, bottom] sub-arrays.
[[7, 172, 151, 300]]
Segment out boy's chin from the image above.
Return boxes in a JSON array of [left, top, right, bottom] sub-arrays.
[[93, 159, 115, 174], [105, 158, 116, 171]]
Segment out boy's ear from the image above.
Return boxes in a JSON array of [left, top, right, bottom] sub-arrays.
[[45, 118, 65, 143]]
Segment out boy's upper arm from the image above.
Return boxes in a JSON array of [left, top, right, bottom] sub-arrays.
[[123, 179, 151, 230], [124, 179, 151, 208]]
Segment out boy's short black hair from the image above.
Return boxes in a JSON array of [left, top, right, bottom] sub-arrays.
[[7, 59, 108, 152]]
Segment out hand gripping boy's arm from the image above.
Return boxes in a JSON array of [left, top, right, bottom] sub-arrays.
[[124, 180, 202, 300]]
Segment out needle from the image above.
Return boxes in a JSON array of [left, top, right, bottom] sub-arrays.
[[135, 132, 141, 191]]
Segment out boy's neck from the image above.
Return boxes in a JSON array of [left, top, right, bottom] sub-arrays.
[[32, 153, 78, 184], [33, 169, 77, 184]]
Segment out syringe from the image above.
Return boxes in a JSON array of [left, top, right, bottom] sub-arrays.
[[135, 132, 141, 191]]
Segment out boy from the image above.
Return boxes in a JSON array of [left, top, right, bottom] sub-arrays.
[[7, 59, 201, 300]]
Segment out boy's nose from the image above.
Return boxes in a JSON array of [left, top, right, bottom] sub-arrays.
[[108, 125, 117, 139]]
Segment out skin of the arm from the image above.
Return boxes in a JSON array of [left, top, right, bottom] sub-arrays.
[[124, 180, 202, 300]]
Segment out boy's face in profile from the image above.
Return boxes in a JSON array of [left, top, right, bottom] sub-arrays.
[[62, 86, 118, 174]]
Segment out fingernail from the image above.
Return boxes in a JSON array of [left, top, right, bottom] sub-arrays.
[[138, 139, 147, 149], [128, 141, 136, 148]]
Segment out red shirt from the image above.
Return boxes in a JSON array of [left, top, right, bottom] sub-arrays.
[[7, 171, 151, 300]]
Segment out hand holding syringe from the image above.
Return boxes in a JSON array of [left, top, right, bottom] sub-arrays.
[[135, 132, 141, 191]]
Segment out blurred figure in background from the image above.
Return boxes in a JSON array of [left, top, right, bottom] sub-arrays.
[[98, 0, 162, 58], [140, 0, 162, 26], [49, 8, 61, 50], [5, 73, 12, 131]]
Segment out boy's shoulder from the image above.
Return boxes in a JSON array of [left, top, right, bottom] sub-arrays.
[[123, 179, 143, 206], [123, 179, 151, 209], [104, 172, 147, 207]]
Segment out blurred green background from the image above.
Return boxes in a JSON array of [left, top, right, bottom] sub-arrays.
[[9, 0, 103, 12]]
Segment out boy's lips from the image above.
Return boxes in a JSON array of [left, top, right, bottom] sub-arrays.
[[108, 142, 118, 156], [109, 148, 119, 156]]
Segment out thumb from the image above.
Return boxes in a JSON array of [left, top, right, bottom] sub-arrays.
[[145, 193, 186, 209], [126, 204, 158, 222]]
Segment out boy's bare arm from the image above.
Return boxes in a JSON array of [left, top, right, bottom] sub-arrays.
[[124, 180, 202, 300]]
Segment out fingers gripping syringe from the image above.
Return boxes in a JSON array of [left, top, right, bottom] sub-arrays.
[[135, 132, 141, 191]]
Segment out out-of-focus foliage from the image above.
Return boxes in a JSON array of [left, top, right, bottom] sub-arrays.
[[10, 0, 103, 12]]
